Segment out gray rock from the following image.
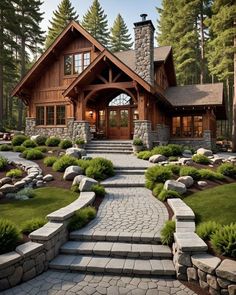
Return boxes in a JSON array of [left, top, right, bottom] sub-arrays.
[[43, 174, 54, 182], [149, 154, 167, 163], [0, 177, 12, 186], [228, 285, 236, 295], [14, 180, 25, 190], [182, 150, 193, 158], [198, 269, 207, 281], [198, 181, 208, 187], [179, 158, 194, 166], [22, 267, 36, 282], [177, 176, 194, 188], [207, 274, 220, 290], [197, 148, 213, 157], [187, 267, 198, 281], [0, 184, 16, 194], [30, 135, 40, 141], [66, 147, 86, 159], [192, 254, 221, 275], [0, 278, 10, 291], [63, 165, 83, 181], [36, 175, 43, 180], [82, 156, 92, 160], [36, 180, 44, 188], [216, 259, 236, 283], [217, 278, 231, 289], [164, 180, 187, 195], [211, 157, 223, 165], [72, 175, 87, 186], [79, 177, 98, 192], [8, 266, 23, 286], [199, 279, 209, 290]]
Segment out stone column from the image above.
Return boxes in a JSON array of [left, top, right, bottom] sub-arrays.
[[72, 121, 91, 143], [67, 117, 75, 139], [203, 130, 213, 150], [25, 117, 36, 136], [156, 124, 170, 145], [133, 120, 153, 149]]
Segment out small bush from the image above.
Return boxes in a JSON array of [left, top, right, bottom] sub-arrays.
[[211, 223, 236, 257], [13, 146, 26, 153], [199, 169, 225, 181], [196, 221, 222, 241], [91, 184, 106, 197], [77, 159, 92, 171], [145, 166, 173, 190], [75, 138, 85, 145], [59, 139, 73, 149], [169, 156, 178, 162], [0, 219, 20, 254], [217, 163, 236, 177], [133, 138, 143, 146], [168, 144, 183, 156], [137, 151, 152, 160], [0, 144, 12, 151], [43, 156, 57, 167], [192, 154, 210, 164], [67, 206, 96, 232], [161, 220, 175, 245], [85, 157, 114, 181], [52, 155, 78, 172], [21, 218, 46, 235], [0, 156, 8, 170], [22, 149, 44, 160], [17, 188, 36, 198], [153, 183, 164, 198], [151, 145, 172, 157], [71, 184, 80, 193], [34, 136, 47, 146], [158, 189, 181, 202], [180, 166, 201, 180], [6, 169, 23, 178], [34, 146, 47, 153], [45, 136, 61, 147], [12, 134, 28, 146], [22, 139, 37, 148], [166, 164, 181, 175]]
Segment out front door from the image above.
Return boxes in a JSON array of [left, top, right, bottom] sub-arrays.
[[108, 108, 130, 139]]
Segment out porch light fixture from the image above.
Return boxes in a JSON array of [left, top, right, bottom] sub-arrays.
[[89, 111, 93, 118], [134, 110, 139, 120]]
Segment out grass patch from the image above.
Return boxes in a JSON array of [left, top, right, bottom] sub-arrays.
[[0, 187, 78, 231], [184, 183, 236, 225]]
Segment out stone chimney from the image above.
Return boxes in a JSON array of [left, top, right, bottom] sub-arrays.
[[134, 14, 155, 85]]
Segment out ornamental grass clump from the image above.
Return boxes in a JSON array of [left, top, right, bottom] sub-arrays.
[[151, 145, 172, 157], [43, 156, 57, 167], [180, 166, 201, 180], [59, 139, 73, 149], [45, 136, 61, 147], [34, 136, 47, 146], [161, 220, 176, 245], [22, 149, 44, 160], [67, 206, 96, 232], [158, 189, 181, 202], [166, 164, 181, 175], [0, 144, 12, 151], [152, 183, 164, 198], [21, 218, 46, 235], [196, 221, 222, 241], [22, 139, 37, 148], [6, 169, 23, 178], [0, 219, 20, 254], [91, 184, 106, 197], [137, 151, 152, 160], [13, 146, 26, 153], [192, 154, 211, 164], [145, 166, 173, 190], [0, 156, 8, 170], [52, 155, 78, 172], [217, 163, 236, 177], [199, 169, 225, 181], [85, 157, 114, 181], [12, 134, 28, 146]]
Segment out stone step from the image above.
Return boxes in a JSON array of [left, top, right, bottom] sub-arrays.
[[101, 174, 145, 188], [114, 169, 146, 174], [49, 254, 176, 276], [70, 230, 161, 244], [90, 140, 132, 145], [86, 145, 133, 150], [60, 241, 172, 259], [86, 149, 133, 154]]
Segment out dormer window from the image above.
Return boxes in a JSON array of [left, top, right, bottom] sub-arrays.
[[64, 52, 91, 76]]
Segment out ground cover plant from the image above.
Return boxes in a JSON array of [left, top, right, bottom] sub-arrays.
[[21, 217, 46, 235], [0, 144, 13, 151], [52, 155, 79, 172], [6, 169, 23, 178], [192, 154, 210, 164], [217, 163, 236, 177], [45, 137, 61, 147], [161, 220, 175, 245], [0, 156, 8, 170], [145, 166, 173, 190], [22, 149, 44, 160], [67, 206, 96, 231]]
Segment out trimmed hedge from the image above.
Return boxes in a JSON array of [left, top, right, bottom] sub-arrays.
[[85, 157, 114, 181], [13, 146, 26, 153], [45, 136, 61, 147], [137, 151, 152, 160], [0, 144, 12, 151], [22, 149, 44, 160], [34, 136, 47, 146], [22, 139, 37, 148], [12, 135, 28, 146], [59, 139, 73, 149]]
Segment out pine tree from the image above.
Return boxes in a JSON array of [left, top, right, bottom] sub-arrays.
[[110, 14, 133, 52], [45, 0, 79, 48], [82, 0, 109, 47]]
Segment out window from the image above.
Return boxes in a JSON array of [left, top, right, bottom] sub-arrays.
[[172, 116, 203, 138], [64, 52, 91, 75], [36, 105, 66, 126], [36, 107, 44, 125], [109, 94, 131, 106]]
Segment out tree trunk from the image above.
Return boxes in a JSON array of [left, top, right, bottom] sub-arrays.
[[231, 19, 236, 151], [199, 2, 205, 84], [0, 11, 4, 130]]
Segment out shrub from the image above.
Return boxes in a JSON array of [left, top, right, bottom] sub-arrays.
[[145, 166, 173, 190], [22, 149, 44, 160], [21, 218, 46, 235], [158, 189, 181, 202], [34, 146, 47, 153], [133, 138, 143, 146], [211, 223, 236, 257], [217, 163, 236, 177], [45, 136, 61, 147], [161, 220, 175, 245], [59, 139, 73, 149], [75, 138, 85, 145], [6, 169, 23, 178], [199, 169, 225, 181], [0, 156, 8, 170], [77, 159, 92, 171], [12, 134, 28, 146], [167, 144, 183, 156], [169, 156, 178, 162], [180, 166, 201, 180], [85, 157, 114, 181], [67, 206, 96, 232], [22, 139, 37, 148], [91, 184, 106, 197], [0, 144, 12, 151], [71, 184, 80, 193], [13, 146, 26, 153], [151, 145, 172, 157], [43, 156, 57, 167], [137, 151, 152, 160], [192, 154, 210, 164], [166, 164, 181, 175], [17, 188, 36, 198], [0, 219, 20, 254], [153, 183, 164, 198], [34, 136, 47, 146], [196, 221, 222, 241], [52, 155, 78, 172]]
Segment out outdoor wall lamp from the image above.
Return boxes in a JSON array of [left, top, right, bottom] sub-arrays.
[[89, 111, 93, 118], [134, 110, 139, 120]]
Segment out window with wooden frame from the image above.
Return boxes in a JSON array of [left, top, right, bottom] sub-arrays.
[[172, 116, 203, 138], [36, 105, 66, 126], [56, 105, 66, 125], [36, 106, 44, 125], [64, 52, 91, 76]]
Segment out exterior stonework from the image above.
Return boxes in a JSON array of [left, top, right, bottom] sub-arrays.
[[134, 120, 153, 149]]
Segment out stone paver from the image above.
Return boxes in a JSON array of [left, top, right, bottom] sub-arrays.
[[0, 270, 197, 295]]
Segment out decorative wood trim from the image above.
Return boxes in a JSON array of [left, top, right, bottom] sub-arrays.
[[83, 82, 135, 91]]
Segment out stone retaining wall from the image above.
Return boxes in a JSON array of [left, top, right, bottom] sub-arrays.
[[168, 198, 236, 295]]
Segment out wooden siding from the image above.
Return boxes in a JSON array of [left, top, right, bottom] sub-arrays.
[[154, 64, 169, 90]]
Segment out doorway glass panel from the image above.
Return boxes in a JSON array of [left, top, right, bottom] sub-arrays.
[[120, 110, 129, 127], [109, 110, 117, 127]]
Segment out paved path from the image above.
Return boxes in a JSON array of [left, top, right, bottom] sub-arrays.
[[0, 151, 39, 169]]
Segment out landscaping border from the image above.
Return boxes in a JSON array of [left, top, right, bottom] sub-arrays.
[[168, 198, 236, 295]]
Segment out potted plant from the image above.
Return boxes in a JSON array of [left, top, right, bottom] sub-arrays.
[[75, 138, 85, 148], [132, 138, 143, 153]]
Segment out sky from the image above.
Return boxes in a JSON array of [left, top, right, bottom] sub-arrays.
[[41, 0, 162, 42]]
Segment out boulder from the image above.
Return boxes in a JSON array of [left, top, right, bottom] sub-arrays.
[[0, 177, 12, 186], [182, 150, 192, 158], [149, 154, 167, 163], [79, 177, 98, 192], [210, 157, 223, 165], [197, 148, 213, 157], [197, 181, 208, 187], [178, 158, 194, 166], [66, 147, 86, 159], [36, 180, 44, 188], [82, 156, 92, 161], [36, 175, 43, 180], [30, 135, 40, 141], [14, 180, 25, 190], [164, 180, 187, 195], [177, 176, 194, 188], [63, 166, 83, 181], [43, 174, 54, 182], [0, 184, 17, 194], [72, 175, 87, 186]]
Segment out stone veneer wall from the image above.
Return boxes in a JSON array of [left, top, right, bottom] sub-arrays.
[[156, 124, 170, 145], [25, 118, 91, 143], [133, 120, 153, 149]]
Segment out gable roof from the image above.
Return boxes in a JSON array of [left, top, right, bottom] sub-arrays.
[[165, 83, 224, 106]]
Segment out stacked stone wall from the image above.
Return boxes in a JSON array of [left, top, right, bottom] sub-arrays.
[[133, 120, 153, 149]]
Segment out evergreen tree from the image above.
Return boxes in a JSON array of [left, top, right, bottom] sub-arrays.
[[110, 14, 133, 52], [45, 0, 79, 48], [82, 0, 109, 46]]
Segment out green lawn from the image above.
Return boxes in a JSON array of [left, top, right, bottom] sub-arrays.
[[184, 183, 236, 225], [0, 187, 78, 230]]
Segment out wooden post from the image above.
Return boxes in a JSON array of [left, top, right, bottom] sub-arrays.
[[232, 19, 236, 152], [138, 93, 147, 120], [77, 92, 85, 120]]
